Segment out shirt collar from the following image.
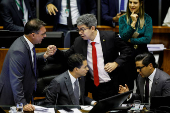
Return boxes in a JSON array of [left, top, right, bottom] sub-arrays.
[[88, 30, 100, 44], [148, 68, 156, 82], [68, 70, 77, 84], [23, 35, 34, 50]]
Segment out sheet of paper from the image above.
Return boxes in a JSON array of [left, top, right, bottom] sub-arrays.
[[58, 108, 82, 113], [33, 105, 55, 113]]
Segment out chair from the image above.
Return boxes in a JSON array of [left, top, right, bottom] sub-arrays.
[[34, 51, 68, 105], [64, 30, 79, 48]]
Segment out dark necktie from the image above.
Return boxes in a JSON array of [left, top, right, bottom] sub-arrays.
[[32, 47, 37, 91], [67, 0, 73, 30], [74, 79, 79, 105], [19, 0, 24, 18], [120, 0, 124, 11], [144, 77, 149, 103], [91, 42, 99, 87]]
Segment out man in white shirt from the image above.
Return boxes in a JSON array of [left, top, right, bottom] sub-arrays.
[[45, 53, 96, 105], [0, 19, 54, 111], [119, 52, 170, 103], [46, 0, 96, 35], [46, 14, 132, 101]]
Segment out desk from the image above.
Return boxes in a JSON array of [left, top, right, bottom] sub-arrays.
[[0, 105, 153, 113]]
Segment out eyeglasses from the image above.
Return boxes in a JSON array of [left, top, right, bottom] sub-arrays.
[[136, 66, 145, 71], [76, 27, 89, 32]]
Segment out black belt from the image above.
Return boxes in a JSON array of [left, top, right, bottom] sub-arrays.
[[58, 24, 77, 28]]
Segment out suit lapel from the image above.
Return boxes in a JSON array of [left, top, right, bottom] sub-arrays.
[[57, 0, 62, 11], [115, 0, 119, 13], [76, 0, 81, 13], [82, 39, 88, 57], [12, 0, 23, 21], [78, 76, 84, 104], [138, 76, 145, 101], [150, 69, 159, 98], [99, 31, 107, 64], [24, 0, 32, 18], [20, 36, 36, 77], [64, 72, 77, 105]]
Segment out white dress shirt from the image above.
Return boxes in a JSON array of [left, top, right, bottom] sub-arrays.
[[16, 0, 28, 25], [68, 70, 96, 105], [59, 0, 80, 25], [87, 30, 111, 83], [23, 35, 34, 66]]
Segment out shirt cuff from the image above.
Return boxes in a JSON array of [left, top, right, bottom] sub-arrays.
[[127, 93, 132, 101], [91, 101, 97, 105]]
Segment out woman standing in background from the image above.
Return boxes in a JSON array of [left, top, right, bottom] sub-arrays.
[[119, 0, 153, 87]]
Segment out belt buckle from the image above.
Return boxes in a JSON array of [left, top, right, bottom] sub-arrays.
[[134, 45, 138, 49]]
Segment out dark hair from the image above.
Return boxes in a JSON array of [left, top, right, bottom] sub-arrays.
[[67, 53, 86, 71], [24, 18, 46, 35], [135, 52, 158, 68]]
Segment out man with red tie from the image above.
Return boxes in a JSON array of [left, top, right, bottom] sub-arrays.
[[48, 14, 132, 101]]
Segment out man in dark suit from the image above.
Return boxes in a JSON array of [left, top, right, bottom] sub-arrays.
[[0, 0, 36, 31], [101, 0, 128, 26], [48, 14, 132, 101], [46, 0, 96, 35], [45, 53, 96, 105], [119, 52, 170, 103], [0, 19, 53, 111]]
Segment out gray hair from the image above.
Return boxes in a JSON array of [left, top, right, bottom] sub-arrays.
[[76, 14, 97, 28]]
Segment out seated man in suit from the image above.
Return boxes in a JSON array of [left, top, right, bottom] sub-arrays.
[[119, 52, 170, 103], [45, 53, 96, 105]]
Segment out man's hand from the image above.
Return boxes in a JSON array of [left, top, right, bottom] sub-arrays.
[[118, 84, 129, 94], [47, 4, 58, 15], [44, 45, 57, 59], [23, 104, 35, 111], [112, 12, 125, 22], [104, 62, 118, 73], [112, 13, 121, 22]]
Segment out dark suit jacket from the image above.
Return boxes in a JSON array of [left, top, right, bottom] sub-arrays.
[[0, 36, 44, 105], [0, 0, 35, 31], [46, 0, 97, 30], [55, 30, 132, 94], [45, 71, 93, 105], [101, 0, 119, 26], [131, 68, 170, 103]]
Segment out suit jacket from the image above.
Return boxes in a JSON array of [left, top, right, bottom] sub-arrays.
[[45, 71, 93, 105], [0, 0, 35, 31], [131, 68, 170, 103], [55, 30, 132, 94], [0, 36, 44, 105], [46, 0, 97, 30], [101, 0, 119, 26]]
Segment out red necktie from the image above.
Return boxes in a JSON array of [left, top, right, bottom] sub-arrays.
[[91, 42, 99, 87]]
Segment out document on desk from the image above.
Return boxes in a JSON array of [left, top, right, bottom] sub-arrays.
[[147, 44, 166, 51], [58, 108, 82, 113], [33, 105, 55, 113]]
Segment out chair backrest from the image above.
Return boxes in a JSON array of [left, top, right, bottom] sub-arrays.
[[64, 30, 79, 48], [34, 52, 68, 97], [35, 31, 64, 48]]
